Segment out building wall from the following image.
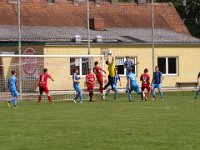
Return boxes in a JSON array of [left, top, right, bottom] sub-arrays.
[[0, 44, 199, 92]]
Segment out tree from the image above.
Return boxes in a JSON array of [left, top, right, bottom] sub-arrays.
[[156, 0, 200, 38]]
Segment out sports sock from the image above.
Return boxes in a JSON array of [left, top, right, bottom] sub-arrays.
[[48, 96, 52, 103], [38, 96, 42, 103]]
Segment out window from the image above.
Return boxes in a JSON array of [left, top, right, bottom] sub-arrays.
[[48, 0, 55, 3], [115, 57, 137, 76], [70, 58, 89, 76], [158, 57, 178, 75]]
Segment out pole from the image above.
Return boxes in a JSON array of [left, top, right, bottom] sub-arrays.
[[86, 0, 90, 55], [86, 0, 91, 68], [18, 0, 22, 97], [151, 0, 155, 74]]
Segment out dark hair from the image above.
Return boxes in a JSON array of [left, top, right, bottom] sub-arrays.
[[73, 68, 78, 73], [11, 70, 16, 75], [88, 68, 91, 72], [106, 60, 109, 65], [155, 66, 159, 68], [43, 68, 48, 73], [126, 56, 129, 59], [144, 68, 148, 73], [94, 61, 98, 66]]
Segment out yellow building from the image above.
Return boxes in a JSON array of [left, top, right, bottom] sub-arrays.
[[0, 1, 200, 92]]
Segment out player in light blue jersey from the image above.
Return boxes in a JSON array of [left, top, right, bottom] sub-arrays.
[[72, 68, 83, 103], [7, 70, 19, 108], [124, 56, 139, 93], [151, 66, 164, 100], [195, 72, 200, 99], [127, 68, 144, 101], [106, 68, 121, 100]]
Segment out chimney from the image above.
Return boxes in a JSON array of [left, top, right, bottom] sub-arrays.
[[136, 0, 146, 5], [89, 18, 105, 31]]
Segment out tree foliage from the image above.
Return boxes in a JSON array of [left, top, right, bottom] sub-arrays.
[[156, 0, 200, 38]]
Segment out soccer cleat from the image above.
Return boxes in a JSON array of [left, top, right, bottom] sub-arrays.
[[102, 95, 105, 100], [73, 100, 77, 104], [79, 101, 83, 104], [152, 97, 155, 101], [7, 101, 11, 109], [161, 98, 164, 100]]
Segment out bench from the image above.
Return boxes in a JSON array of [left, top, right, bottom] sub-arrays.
[[176, 82, 198, 89]]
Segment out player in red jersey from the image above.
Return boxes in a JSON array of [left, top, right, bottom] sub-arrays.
[[38, 68, 54, 104], [140, 68, 150, 101], [93, 61, 106, 96], [86, 68, 96, 102]]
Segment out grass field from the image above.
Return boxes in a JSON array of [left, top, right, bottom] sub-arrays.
[[0, 92, 200, 150]]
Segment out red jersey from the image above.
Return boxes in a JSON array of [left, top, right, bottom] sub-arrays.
[[93, 66, 103, 77], [140, 73, 150, 86], [86, 73, 95, 85], [39, 73, 52, 87]]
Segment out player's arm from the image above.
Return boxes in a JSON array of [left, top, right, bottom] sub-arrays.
[[73, 74, 80, 83], [49, 74, 54, 82], [197, 73, 200, 85], [16, 78, 19, 89], [151, 74, 155, 85], [127, 78, 130, 90], [118, 76, 122, 86], [161, 73, 164, 82], [133, 62, 139, 66], [140, 75, 142, 81], [7, 79, 10, 89]]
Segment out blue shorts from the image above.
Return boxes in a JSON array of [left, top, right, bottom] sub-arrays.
[[130, 84, 141, 94], [152, 84, 161, 89], [112, 84, 118, 91], [73, 85, 81, 93], [10, 89, 19, 97]]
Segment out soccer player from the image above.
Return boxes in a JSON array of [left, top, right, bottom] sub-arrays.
[[104, 54, 115, 93], [106, 68, 122, 100], [93, 61, 106, 97], [195, 72, 200, 99], [7, 70, 19, 108], [151, 66, 164, 100], [38, 68, 54, 105], [72, 68, 83, 103], [86, 68, 95, 102], [140, 68, 151, 101], [124, 56, 139, 93], [127, 68, 144, 101]]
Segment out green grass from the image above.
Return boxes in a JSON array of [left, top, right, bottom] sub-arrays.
[[0, 92, 200, 150]]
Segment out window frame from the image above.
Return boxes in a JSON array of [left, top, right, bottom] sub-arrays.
[[115, 57, 137, 77], [70, 57, 89, 77], [157, 57, 178, 76]]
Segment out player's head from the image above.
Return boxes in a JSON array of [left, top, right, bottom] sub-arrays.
[[106, 60, 110, 65], [88, 68, 92, 74], [127, 68, 132, 73], [144, 68, 148, 73], [43, 68, 48, 73], [11, 70, 16, 75], [155, 66, 159, 71], [73, 68, 79, 73], [126, 56, 129, 61], [94, 61, 98, 66]]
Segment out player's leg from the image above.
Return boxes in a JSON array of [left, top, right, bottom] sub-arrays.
[[195, 86, 200, 99], [74, 85, 80, 101], [88, 85, 94, 101], [106, 86, 111, 96], [158, 84, 164, 100], [151, 84, 157, 100], [113, 85, 118, 100], [76, 86, 83, 103], [104, 75, 111, 90], [43, 87, 52, 104], [144, 85, 151, 101], [38, 86, 44, 104], [134, 85, 144, 100], [128, 85, 134, 102], [97, 77, 103, 94]]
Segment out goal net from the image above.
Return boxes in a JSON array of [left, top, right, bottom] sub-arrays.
[[0, 54, 105, 102]]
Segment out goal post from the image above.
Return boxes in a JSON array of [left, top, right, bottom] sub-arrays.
[[0, 54, 105, 102]]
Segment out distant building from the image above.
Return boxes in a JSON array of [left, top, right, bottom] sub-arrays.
[[0, 0, 199, 91]]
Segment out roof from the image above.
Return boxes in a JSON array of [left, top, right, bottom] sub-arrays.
[[0, 25, 200, 45], [0, 1, 190, 35]]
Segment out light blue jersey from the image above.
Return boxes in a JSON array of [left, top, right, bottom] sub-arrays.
[[72, 72, 82, 102], [127, 72, 138, 86], [124, 60, 133, 76], [8, 76, 17, 91], [8, 75, 18, 107]]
